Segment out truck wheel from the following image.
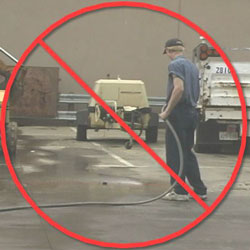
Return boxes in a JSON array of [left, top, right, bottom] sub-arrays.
[[194, 143, 208, 153], [146, 126, 158, 143], [194, 120, 222, 153], [194, 143, 221, 154], [6, 122, 18, 158], [76, 125, 87, 141], [194, 129, 221, 153], [194, 129, 212, 153]]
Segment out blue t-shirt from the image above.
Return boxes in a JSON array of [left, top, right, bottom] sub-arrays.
[[166, 56, 200, 107]]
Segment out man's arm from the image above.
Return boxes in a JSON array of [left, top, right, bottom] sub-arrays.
[[159, 76, 184, 120]]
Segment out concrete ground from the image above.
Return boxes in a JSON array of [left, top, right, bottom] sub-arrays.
[[0, 126, 250, 250]]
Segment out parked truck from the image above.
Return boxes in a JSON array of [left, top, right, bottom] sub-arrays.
[[0, 47, 22, 157], [193, 39, 250, 153]]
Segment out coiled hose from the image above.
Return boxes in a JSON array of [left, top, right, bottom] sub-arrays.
[[0, 119, 183, 212]]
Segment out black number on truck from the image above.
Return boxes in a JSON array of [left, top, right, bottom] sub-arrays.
[[216, 67, 231, 74]]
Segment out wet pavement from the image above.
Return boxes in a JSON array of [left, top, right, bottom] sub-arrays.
[[0, 126, 250, 249]]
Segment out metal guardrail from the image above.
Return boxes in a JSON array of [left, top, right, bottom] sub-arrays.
[[57, 111, 77, 120], [58, 94, 165, 120], [148, 96, 166, 107], [59, 94, 90, 104], [59, 94, 165, 106]]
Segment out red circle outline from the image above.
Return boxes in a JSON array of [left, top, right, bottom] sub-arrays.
[[0, 2, 247, 249]]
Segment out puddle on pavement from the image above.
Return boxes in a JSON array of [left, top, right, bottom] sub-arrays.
[[10, 133, 170, 204]]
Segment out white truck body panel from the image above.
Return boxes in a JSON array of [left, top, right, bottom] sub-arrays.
[[197, 60, 250, 145], [200, 61, 250, 121], [193, 42, 250, 151]]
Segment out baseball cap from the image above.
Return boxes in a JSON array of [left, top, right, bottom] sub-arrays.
[[163, 38, 184, 54]]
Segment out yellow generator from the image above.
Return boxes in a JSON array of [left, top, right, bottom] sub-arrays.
[[76, 78, 159, 148]]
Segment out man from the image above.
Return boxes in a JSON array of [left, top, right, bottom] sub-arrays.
[[159, 38, 207, 201]]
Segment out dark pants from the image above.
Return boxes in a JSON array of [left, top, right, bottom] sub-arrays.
[[166, 105, 207, 195]]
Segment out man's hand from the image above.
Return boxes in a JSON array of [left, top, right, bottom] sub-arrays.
[[159, 109, 170, 120], [159, 104, 169, 121]]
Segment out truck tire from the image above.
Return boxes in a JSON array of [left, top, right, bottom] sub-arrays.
[[76, 125, 87, 141], [194, 143, 212, 153], [194, 120, 221, 153], [145, 126, 158, 143], [194, 143, 221, 154], [6, 122, 18, 158]]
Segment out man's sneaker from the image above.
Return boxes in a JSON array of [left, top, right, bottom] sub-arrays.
[[162, 191, 189, 201], [189, 193, 207, 200]]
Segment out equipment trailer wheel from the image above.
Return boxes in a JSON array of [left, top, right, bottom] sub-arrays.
[[124, 140, 133, 149], [6, 122, 18, 157], [145, 126, 158, 143], [76, 125, 87, 141]]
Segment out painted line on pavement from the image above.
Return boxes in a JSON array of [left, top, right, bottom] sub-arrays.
[[71, 127, 134, 167], [92, 142, 134, 167]]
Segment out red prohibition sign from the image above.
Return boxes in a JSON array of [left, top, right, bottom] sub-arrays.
[[0, 1, 247, 249]]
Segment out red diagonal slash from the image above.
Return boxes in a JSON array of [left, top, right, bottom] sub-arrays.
[[39, 39, 209, 210]]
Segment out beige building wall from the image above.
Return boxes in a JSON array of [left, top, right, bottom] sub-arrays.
[[0, 0, 250, 97]]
